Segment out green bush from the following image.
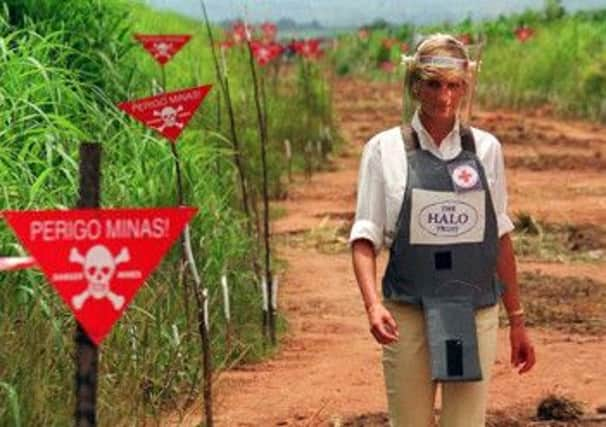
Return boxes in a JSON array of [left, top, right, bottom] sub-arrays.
[[336, 61, 350, 76]]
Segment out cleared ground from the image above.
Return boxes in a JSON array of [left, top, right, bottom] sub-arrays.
[[174, 77, 606, 426]]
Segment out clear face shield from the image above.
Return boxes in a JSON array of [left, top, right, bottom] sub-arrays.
[[461, 40, 485, 125], [401, 39, 484, 127]]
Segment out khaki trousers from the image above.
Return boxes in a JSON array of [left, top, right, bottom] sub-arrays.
[[382, 300, 499, 427]]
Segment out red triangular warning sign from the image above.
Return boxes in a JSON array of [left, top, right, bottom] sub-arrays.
[[118, 85, 212, 142], [2, 207, 197, 345], [134, 34, 192, 65]]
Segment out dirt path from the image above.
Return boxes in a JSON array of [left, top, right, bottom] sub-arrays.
[[178, 77, 606, 426]]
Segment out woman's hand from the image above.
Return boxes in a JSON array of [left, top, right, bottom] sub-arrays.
[[367, 303, 399, 345], [509, 321, 535, 374]]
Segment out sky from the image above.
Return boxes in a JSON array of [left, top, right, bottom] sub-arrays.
[[144, 0, 606, 27]]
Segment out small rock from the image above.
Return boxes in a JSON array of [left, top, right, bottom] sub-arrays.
[[587, 249, 604, 260]]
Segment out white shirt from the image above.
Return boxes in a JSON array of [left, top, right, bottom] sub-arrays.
[[348, 111, 515, 254]]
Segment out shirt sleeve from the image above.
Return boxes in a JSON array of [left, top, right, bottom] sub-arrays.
[[491, 138, 515, 237], [348, 136, 386, 254]]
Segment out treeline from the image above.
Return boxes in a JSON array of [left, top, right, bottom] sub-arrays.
[[331, 1, 606, 122]]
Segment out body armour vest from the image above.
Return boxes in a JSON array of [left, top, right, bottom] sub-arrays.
[[382, 126, 501, 309]]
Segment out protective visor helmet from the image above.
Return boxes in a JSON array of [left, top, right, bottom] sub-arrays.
[[400, 33, 484, 126]]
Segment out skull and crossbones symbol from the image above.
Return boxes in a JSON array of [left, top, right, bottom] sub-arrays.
[[153, 105, 185, 132], [69, 245, 128, 311], [152, 42, 173, 60]]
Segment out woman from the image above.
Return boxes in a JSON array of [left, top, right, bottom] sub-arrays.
[[349, 34, 535, 427]]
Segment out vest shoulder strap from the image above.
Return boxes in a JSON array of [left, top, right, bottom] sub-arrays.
[[460, 126, 476, 154], [401, 125, 420, 152]]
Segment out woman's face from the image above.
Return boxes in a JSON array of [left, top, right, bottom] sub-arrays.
[[416, 76, 466, 122]]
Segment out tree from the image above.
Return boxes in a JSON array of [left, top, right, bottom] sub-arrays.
[[544, 0, 566, 21], [368, 18, 390, 30]]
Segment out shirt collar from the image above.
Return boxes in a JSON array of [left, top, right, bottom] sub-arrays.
[[410, 109, 462, 160]]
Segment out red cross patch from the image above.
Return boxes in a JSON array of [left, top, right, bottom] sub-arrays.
[[452, 164, 479, 189]]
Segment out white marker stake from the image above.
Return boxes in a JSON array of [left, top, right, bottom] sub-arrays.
[[271, 275, 279, 311], [305, 140, 312, 153], [184, 224, 209, 332], [220, 46, 229, 77], [261, 275, 268, 312], [284, 139, 292, 159], [184, 224, 200, 286], [221, 274, 230, 322], [316, 140, 322, 156], [172, 323, 181, 347], [203, 288, 209, 331], [285, 139, 293, 182], [130, 325, 138, 365], [172, 323, 183, 359], [0, 256, 36, 271]]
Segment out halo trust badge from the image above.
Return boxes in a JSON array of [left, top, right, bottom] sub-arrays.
[[419, 200, 479, 237], [448, 160, 482, 193], [409, 189, 486, 245]]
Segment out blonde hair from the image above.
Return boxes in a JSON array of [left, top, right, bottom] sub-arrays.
[[405, 33, 471, 99]]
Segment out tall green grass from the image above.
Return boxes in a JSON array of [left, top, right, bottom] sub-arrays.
[[477, 17, 606, 121], [0, 1, 336, 425], [2, 0, 132, 99]]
